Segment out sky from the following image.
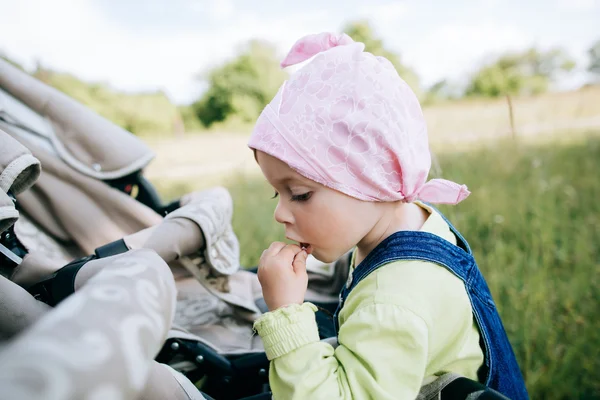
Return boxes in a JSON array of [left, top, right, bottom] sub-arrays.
[[1, 0, 598, 104]]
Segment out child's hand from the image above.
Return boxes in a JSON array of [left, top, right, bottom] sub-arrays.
[[257, 242, 309, 311]]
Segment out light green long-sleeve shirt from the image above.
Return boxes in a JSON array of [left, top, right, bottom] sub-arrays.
[[253, 203, 484, 399]]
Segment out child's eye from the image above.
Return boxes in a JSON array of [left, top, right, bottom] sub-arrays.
[[271, 192, 279, 199], [291, 192, 312, 202]]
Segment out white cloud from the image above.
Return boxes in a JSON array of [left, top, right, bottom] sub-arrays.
[[482, 0, 502, 6], [0, 0, 337, 103], [207, 0, 235, 20], [359, 2, 410, 24], [404, 23, 534, 87], [556, 0, 599, 11], [1, 0, 594, 103]]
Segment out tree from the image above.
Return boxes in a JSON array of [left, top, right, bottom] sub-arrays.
[[422, 79, 462, 105], [342, 20, 421, 97], [0, 53, 183, 137], [27, 67, 181, 136], [192, 40, 287, 128], [588, 39, 600, 77], [466, 48, 576, 97]]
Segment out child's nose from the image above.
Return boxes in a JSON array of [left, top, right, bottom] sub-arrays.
[[274, 200, 293, 225]]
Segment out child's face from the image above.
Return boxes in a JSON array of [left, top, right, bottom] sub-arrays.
[[256, 151, 382, 263]]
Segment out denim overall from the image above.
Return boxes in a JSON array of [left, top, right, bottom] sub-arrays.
[[332, 208, 529, 400]]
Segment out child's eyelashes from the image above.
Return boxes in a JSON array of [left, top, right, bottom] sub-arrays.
[[270, 190, 312, 202], [291, 192, 312, 202]]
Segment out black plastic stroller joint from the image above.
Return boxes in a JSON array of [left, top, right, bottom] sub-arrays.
[[26, 238, 129, 306], [0, 192, 27, 272], [156, 337, 271, 400]]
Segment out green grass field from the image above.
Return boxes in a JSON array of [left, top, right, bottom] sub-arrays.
[[154, 133, 600, 399]]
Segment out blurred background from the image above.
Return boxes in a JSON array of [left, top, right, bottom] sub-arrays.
[[2, 0, 599, 398]]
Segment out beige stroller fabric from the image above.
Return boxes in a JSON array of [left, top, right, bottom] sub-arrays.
[[0, 190, 17, 235], [1, 92, 240, 279], [0, 58, 154, 180], [0, 57, 164, 278], [0, 59, 350, 365], [0, 274, 50, 340], [0, 128, 40, 196], [0, 128, 40, 234], [0, 249, 181, 400], [169, 188, 241, 276], [11, 133, 163, 256], [1, 197, 206, 400], [140, 362, 208, 400], [123, 203, 264, 355]]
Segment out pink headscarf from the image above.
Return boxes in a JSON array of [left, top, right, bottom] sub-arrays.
[[248, 32, 470, 204]]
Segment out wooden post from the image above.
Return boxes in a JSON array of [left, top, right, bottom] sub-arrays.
[[506, 94, 516, 140], [173, 114, 185, 139]]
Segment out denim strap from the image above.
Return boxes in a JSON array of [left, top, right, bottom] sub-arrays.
[[333, 208, 474, 335]]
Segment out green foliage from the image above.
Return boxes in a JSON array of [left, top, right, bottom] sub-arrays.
[[179, 105, 205, 132], [192, 40, 287, 128], [421, 79, 463, 105], [0, 53, 184, 138], [31, 68, 181, 137], [466, 48, 576, 97], [191, 21, 422, 128], [588, 39, 600, 76], [433, 136, 600, 399], [156, 134, 600, 399], [343, 20, 421, 97]]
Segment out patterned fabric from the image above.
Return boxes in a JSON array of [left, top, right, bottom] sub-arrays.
[[169, 187, 240, 276], [248, 32, 470, 204], [0, 249, 177, 400]]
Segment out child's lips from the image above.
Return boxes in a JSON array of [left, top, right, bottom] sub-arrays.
[[300, 243, 313, 254], [287, 237, 313, 254]]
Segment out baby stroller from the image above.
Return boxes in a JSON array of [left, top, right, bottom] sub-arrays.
[[0, 56, 349, 400], [0, 58, 510, 400]]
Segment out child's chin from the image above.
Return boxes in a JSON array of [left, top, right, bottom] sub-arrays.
[[311, 251, 336, 264]]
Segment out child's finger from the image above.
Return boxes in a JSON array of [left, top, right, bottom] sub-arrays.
[[292, 250, 308, 274], [278, 243, 303, 260], [264, 242, 287, 256]]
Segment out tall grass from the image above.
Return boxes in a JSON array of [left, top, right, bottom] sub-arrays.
[[155, 134, 600, 399]]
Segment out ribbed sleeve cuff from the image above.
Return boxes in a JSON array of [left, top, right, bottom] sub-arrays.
[[253, 302, 320, 360]]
